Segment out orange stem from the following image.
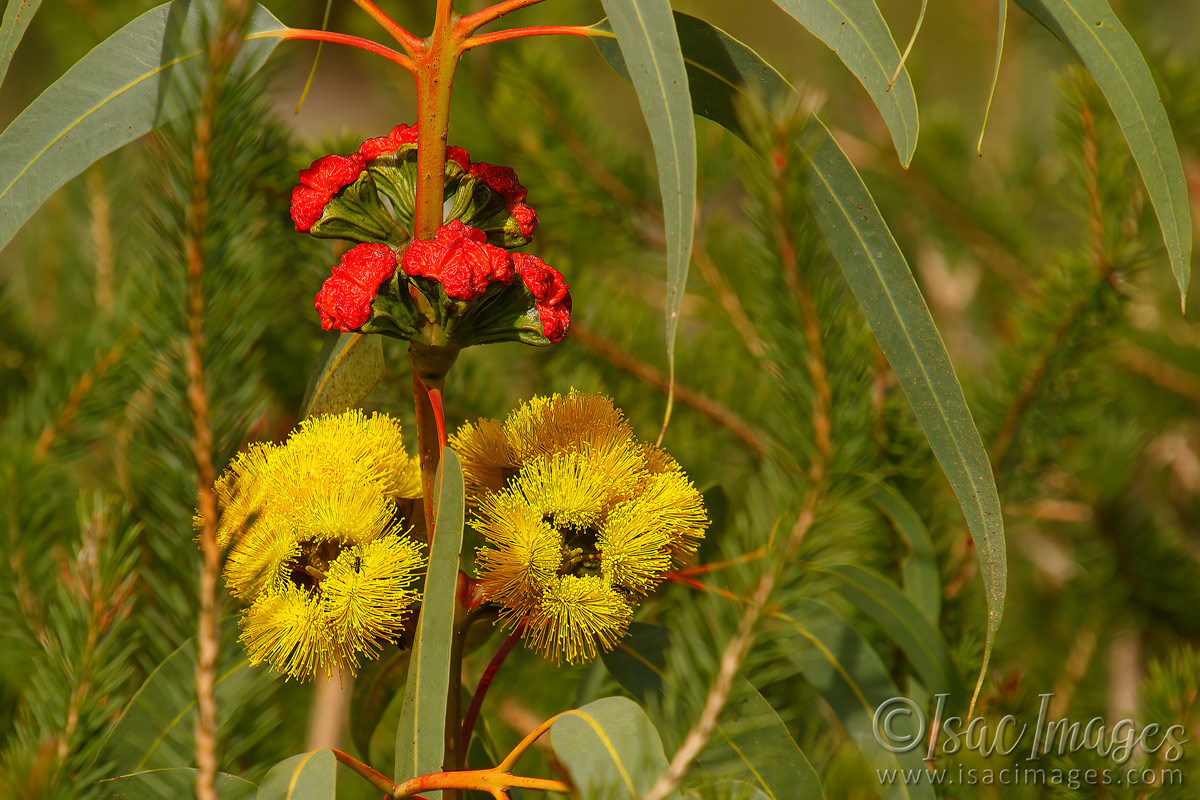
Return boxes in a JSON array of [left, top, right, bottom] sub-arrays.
[[462, 25, 596, 50], [253, 28, 415, 72], [394, 770, 569, 797], [348, 0, 423, 54], [458, 0, 549, 36]]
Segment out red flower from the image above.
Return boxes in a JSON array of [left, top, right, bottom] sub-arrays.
[[402, 220, 515, 301], [510, 204, 538, 238], [468, 162, 528, 205], [314, 244, 397, 331], [358, 123, 419, 161], [291, 154, 366, 232], [513, 253, 571, 342]]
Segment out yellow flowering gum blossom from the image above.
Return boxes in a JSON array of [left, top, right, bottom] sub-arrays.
[[452, 391, 707, 664], [205, 410, 425, 680]]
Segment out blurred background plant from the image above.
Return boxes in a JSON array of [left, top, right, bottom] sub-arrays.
[[1, 1, 1199, 798]]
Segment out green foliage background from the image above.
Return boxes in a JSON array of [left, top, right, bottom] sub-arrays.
[[2, 1, 1200, 798]]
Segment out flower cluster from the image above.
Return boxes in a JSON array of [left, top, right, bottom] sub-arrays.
[[292, 123, 568, 349], [207, 410, 426, 680], [452, 392, 707, 663]]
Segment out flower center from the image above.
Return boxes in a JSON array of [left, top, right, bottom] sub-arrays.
[[288, 539, 344, 593]]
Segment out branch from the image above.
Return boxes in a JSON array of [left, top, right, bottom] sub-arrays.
[[458, 0, 549, 36], [462, 25, 595, 50], [348, 0, 423, 55], [249, 28, 415, 72]]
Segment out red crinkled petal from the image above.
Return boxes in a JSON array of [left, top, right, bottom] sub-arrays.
[[511, 204, 538, 238], [537, 295, 571, 343], [468, 162, 527, 205], [402, 221, 515, 301], [291, 185, 331, 232], [514, 253, 569, 306], [313, 244, 397, 331], [359, 123, 419, 161], [447, 146, 471, 169], [299, 154, 364, 193]]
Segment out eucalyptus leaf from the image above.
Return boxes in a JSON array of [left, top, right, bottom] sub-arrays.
[[1015, 0, 1192, 305], [780, 601, 934, 800], [301, 333, 385, 418], [595, 9, 1005, 711], [866, 480, 940, 623], [99, 768, 256, 800], [0, 0, 285, 255], [550, 696, 680, 800], [770, 0, 918, 165], [256, 749, 337, 800], [601, 622, 670, 703], [0, 0, 41, 87], [596, 0, 696, 421], [394, 449, 465, 783], [821, 564, 962, 699]]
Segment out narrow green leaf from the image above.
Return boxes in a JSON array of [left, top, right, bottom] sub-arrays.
[[0, 0, 285, 255], [0, 0, 41, 87], [771, 0, 918, 165], [99, 768, 256, 800], [596, 0, 696, 431], [601, 622, 670, 703], [301, 332, 385, 418], [595, 10, 1004, 712], [780, 600, 934, 800], [707, 680, 822, 800], [100, 617, 278, 773], [256, 750, 337, 800], [550, 696, 680, 800], [1015, 0, 1191, 305], [394, 449, 465, 782], [977, 0, 1008, 155], [821, 564, 961, 698], [866, 481, 940, 623], [803, 115, 1005, 709]]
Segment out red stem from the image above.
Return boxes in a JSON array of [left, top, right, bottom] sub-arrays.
[[253, 28, 415, 72], [461, 625, 525, 749], [348, 0, 424, 55], [458, 0, 549, 36], [462, 25, 596, 50]]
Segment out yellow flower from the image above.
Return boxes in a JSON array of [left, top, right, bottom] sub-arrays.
[[207, 409, 426, 680], [457, 392, 707, 664]]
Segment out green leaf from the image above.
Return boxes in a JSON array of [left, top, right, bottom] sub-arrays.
[[550, 696, 680, 800], [865, 481, 940, 624], [802, 116, 1006, 707], [256, 750, 337, 800], [0, 0, 285, 255], [820, 564, 961, 698], [1015, 0, 1192, 305], [706, 681, 822, 800], [770, 0, 918, 165], [595, 0, 696, 424], [301, 333, 385, 418], [0, 0, 41, 87], [99, 768, 256, 800], [100, 617, 278, 773], [780, 601, 934, 800], [394, 449, 465, 782], [601, 622, 670, 703], [595, 9, 1005, 711]]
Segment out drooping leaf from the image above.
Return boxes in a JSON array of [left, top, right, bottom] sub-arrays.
[[99, 768, 256, 800], [865, 480, 940, 623], [770, 0, 918, 165], [594, 10, 1005, 712], [821, 564, 961, 699], [394, 449, 465, 782], [780, 601, 934, 800], [601, 622, 670, 704], [0, 0, 41, 87], [1015, 0, 1191, 305], [100, 616, 278, 773], [705, 680, 822, 800], [256, 749, 337, 800], [595, 0, 696, 429], [301, 332, 385, 418], [977, 0, 1008, 154], [550, 696, 680, 800], [0, 0, 285, 255]]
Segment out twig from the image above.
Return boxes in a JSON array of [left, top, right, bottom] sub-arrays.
[[462, 625, 525, 751], [463, 25, 594, 50], [568, 322, 769, 457], [189, 3, 254, 797], [458, 0, 549, 36]]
